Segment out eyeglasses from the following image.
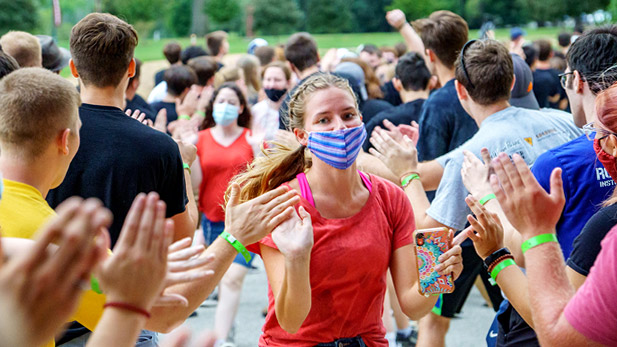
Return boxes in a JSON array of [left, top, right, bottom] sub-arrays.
[[582, 121, 617, 141], [460, 40, 477, 90], [559, 71, 574, 89]]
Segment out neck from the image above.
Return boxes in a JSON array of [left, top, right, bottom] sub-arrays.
[[298, 66, 320, 80], [267, 97, 284, 109], [80, 82, 126, 109], [435, 64, 455, 87], [536, 61, 551, 70], [305, 160, 363, 201], [0, 154, 58, 198], [399, 89, 430, 103], [215, 53, 225, 62], [125, 88, 136, 101], [470, 100, 511, 126], [213, 122, 241, 136], [583, 94, 598, 124]]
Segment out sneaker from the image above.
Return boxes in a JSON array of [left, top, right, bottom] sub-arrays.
[[396, 328, 418, 347]]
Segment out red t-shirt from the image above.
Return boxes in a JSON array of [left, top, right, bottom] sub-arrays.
[[196, 128, 253, 222], [248, 175, 415, 346]]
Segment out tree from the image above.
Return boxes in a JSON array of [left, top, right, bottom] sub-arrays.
[[204, 0, 241, 25], [0, 0, 38, 35], [253, 0, 302, 35], [169, 0, 192, 36], [351, 0, 392, 32], [102, 0, 165, 23], [306, 0, 353, 33], [387, 0, 458, 21]]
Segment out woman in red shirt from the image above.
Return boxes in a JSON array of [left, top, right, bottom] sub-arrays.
[[228, 73, 464, 346], [193, 82, 257, 346]]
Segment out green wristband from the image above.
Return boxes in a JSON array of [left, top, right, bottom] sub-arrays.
[[479, 193, 496, 205], [195, 110, 206, 118], [220, 231, 251, 262], [91, 276, 102, 294], [179, 114, 191, 120], [401, 173, 420, 188], [490, 258, 516, 282], [521, 233, 558, 254], [182, 162, 191, 174]]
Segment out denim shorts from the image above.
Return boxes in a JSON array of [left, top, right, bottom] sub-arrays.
[[201, 214, 254, 268]]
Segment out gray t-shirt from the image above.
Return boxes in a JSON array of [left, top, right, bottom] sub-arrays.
[[428, 107, 582, 230]]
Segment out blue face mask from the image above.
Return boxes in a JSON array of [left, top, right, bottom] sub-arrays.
[[307, 125, 367, 170], [213, 103, 240, 126]]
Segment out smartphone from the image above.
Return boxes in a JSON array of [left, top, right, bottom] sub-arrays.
[[414, 227, 455, 296]]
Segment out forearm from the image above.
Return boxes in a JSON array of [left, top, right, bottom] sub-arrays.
[[403, 180, 438, 229], [525, 238, 576, 343], [275, 254, 312, 334], [417, 160, 444, 191], [398, 22, 426, 59], [183, 169, 198, 230], [146, 237, 238, 332], [398, 284, 440, 321], [357, 152, 399, 184], [86, 309, 147, 347], [483, 200, 525, 266], [494, 266, 534, 327]]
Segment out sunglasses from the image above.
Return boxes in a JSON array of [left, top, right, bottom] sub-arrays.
[[460, 40, 478, 90]]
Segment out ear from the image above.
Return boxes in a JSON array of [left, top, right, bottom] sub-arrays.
[[127, 58, 136, 78], [454, 80, 468, 101], [573, 70, 585, 94], [425, 49, 436, 63], [207, 76, 215, 86], [238, 103, 244, 114], [605, 135, 617, 157], [427, 75, 439, 90], [294, 128, 309, 146], [511, 74, 517, 91], [69, 59, 79, 78], [58, 129, 71, 155], [392, 77, 403, 92]]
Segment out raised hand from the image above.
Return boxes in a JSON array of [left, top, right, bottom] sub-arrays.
[[490, 153, 565, 239], [397, 121, 419, 146], [175, 87, 200, 118], [224, 184, 300, 246], [271, 207, 313, 259], [95, 192, 173, 311], [386, 9, 407, 30], [368, 127, 418, 178], [125, 109, 148, 125], [174, 138, 197, 166], [0, 197, 111, 347], [153, 108, 168, 133], [464, 196, 505, 259], [461, 149, 493, 198]]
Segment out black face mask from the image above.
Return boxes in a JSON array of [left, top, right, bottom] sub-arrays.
[[264, 88, 287, 102]]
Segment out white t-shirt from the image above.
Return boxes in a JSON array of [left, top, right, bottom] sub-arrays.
[[251, 100, 280, 142], [147, 81, 168, 103]]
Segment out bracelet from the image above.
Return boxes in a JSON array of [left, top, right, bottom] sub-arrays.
[[401, 172, 420, 188], [479, 193, 496, 205], [195, 110, 206, 118], [179, 114, 191, 120], [220, 230, 251, 262], [490, 258, 516, 282], [182, 162, 191, 174], [91, 276, 102, 294], [487, 254, 514, 273], [483, 247, 511, 270], [521, 233, 558, 254], [104, 302, 151, 319]]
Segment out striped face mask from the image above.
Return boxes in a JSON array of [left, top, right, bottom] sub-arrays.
[[307, 125, 367, 170]]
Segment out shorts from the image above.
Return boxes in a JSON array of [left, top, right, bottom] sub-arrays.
[[432, 241, 504, 318], [201, 214, 254, 268]]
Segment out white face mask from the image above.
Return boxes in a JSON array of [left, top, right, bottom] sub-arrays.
[[213, 103, 239, 126]]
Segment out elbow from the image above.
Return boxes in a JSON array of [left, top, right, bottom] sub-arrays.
[[404, 308, 428, 321], [146, 316, 184, 334], [278, 320, 302, 335]]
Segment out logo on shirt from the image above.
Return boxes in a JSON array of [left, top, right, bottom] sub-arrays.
[[596, 167, 616, 187], [524, 137, 533, 146]]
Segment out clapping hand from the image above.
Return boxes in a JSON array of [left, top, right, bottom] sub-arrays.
[[271, 207, 313, 260], [461, 149, 493, 198], [463, 196, 504, 260], [369, 127, 418, 178]]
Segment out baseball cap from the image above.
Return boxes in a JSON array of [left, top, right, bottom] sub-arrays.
[[510, 27, 526, 41], [248, 38, 268, 55], [510, 53, 539, 110]]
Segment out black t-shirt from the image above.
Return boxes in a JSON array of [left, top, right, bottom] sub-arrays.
[[360, 98, 394, 125], [150, 100, 178, 124], [125, 94, 156, 121], [381, 81, 403, 107], [154, 69, 166, 86], [47, 103, 187, 246], [363, 99, 425, 151], [532, 68, 561, 108], [567, 203, 617, 276]]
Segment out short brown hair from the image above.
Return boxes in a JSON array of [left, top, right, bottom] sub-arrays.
[[412, 11, 468, 69], [455, 40, 513, 105], [187, 56, 218, 86], [70, 13, 138, 88], [285, 32, 319, 72], [164, 65, 197, 96], [534, 39, 552, 61], [206, 31, 227, 56], [262, 61, 291, 81], [0, 31, 42, 68], [0, 68, 80, 157], [163, 42, 182, 64], [254, 45, 275, 66]]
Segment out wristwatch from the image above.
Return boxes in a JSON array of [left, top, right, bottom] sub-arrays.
[[483, 247, 511, 270]]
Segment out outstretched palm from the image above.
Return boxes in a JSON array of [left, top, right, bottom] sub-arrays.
[[271, 206, 314, 259]]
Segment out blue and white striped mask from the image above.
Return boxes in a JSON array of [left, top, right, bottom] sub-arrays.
[[307, 125, 367, 170]]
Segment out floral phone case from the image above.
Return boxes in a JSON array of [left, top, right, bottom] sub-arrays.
[[413, 227, 455, 296]]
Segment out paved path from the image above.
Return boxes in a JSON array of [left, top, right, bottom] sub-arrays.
[[162, 257, 495, 346]]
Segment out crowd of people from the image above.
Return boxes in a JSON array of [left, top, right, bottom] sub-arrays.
[[0, 6, 616, 347]]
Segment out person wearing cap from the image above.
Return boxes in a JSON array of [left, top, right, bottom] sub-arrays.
[[248, 38, 268, 55], [509, 53, 539, 110], [37, 35, 70, 73], [509, 27, 526, 58], [369, 39, 581, 347]]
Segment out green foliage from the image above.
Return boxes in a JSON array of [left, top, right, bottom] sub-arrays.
[[465, 0, 529, 27], [169, 0, 192, 36], [351, 0, 392, 32], [387, 0, 458, 21], [102, 0, 165, 23], [205, 0, 242, 25], [253, 0, 302, 35], [0, 0, 39, 35], [306, 0, 353, 34]]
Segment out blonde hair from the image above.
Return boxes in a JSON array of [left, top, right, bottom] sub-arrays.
[[213, 66, 241, 88], [237, 54, 261, 92], [224, 73, 357, 204], [0, 31, 42, 68]]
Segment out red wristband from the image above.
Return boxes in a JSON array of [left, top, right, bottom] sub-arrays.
[[104, 302, 151, 319]]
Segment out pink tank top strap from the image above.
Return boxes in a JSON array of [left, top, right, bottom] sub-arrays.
[[296, 172, 316, 207], [358, 171, 373, 193]]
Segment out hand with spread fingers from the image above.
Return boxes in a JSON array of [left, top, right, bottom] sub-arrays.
[[368, 127, 418, 178], [271, 206, 314, 260], [434, 230, 464, 280], [490, 153, 565, 239], [464, 195, 505, 260], [461, 149, 494, 198], [0, 197, 111, 347]]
